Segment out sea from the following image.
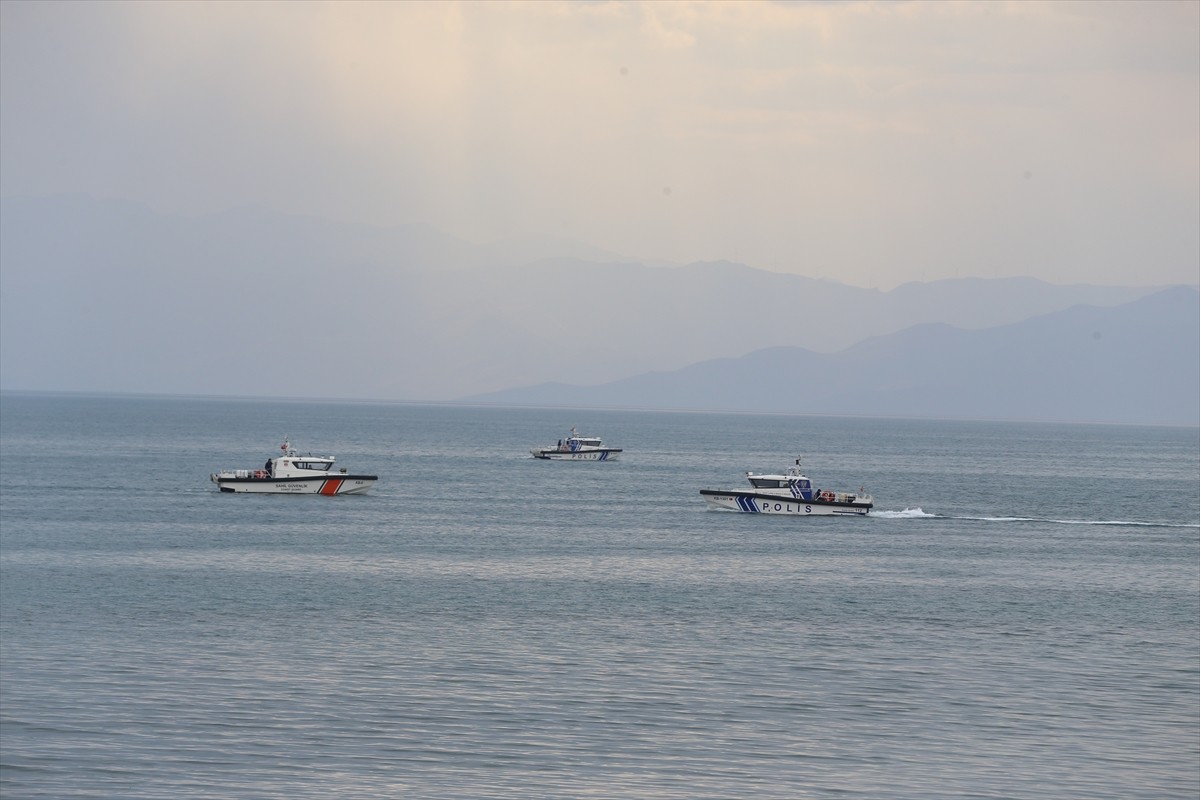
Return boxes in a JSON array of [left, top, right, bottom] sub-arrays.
[[1, 393, 1197, 799]]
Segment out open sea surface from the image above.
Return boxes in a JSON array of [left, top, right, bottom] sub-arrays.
[[1, 393, 1198, 799]]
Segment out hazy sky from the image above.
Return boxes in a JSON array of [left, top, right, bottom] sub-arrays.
[[2, 0, 1197, 289]]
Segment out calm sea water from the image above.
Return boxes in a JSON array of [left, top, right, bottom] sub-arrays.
[[2, 393, 1197, 799]]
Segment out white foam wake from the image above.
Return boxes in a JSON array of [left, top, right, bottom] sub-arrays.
[[961, 517, 1199, 528], [875, 511, 1198, 528], [870, 509, 1197, 528], [872, 508, 936, 519]]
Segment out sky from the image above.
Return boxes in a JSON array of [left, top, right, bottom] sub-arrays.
[[1, 0, 1197, 290]]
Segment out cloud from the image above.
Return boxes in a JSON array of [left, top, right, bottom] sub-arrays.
[[1, 0, 1196, 288]]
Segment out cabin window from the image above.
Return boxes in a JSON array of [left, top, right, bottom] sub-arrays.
[[294, 461, 332, 471], [750, 478, 783, 489]]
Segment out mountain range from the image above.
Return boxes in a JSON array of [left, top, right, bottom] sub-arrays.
[[465, 286, 1200, 426], [1, 194, 1195, 425]]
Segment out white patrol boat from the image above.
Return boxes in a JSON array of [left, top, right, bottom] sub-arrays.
[[211, 439, 377, 495], [531, 428, 622, 461], [701, 457, 871, 516]]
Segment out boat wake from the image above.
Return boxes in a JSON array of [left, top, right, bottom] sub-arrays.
[[872, 508, 935, 519], [961, 516, 1199, 529], [874, 508, 1198, 529]]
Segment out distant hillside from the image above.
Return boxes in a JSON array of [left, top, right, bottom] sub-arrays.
[[0, 194, 1176, 402], [463, 287, 1200, 426]]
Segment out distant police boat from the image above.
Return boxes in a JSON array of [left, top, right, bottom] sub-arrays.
[[530, 428, 622, 461], [210, 438, 377, 495], [700, 457, 871, 516]]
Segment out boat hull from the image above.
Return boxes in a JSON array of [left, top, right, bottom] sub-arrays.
[[214, 475, 377, 495], [700, 489, 870, 516], [531, 449, 621, 461]]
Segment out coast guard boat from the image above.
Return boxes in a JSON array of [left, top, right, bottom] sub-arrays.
[[701, 457, 871, 516], [531, 428, 622, 461], [210, 438, 377, 494]]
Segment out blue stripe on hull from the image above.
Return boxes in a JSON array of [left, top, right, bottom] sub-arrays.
[[736, 495, 759, 513], [701, 489, 870, 515]]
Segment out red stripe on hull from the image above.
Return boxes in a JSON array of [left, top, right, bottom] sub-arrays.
[[319, 478, 344, 495]]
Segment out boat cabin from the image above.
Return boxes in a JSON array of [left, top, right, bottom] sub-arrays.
[[747, 475, 810, 490], [267, 454, 340, 480], [741, 458, 816, 500], [746, 472, 814, 500], [557, 435, 605, 451]]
